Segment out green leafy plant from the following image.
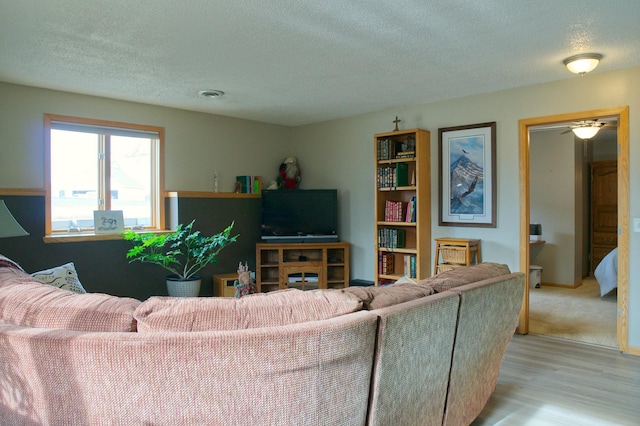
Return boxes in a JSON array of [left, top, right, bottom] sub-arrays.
[[123, 220, 238, 280]]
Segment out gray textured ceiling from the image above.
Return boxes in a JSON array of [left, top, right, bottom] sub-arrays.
[[1, 1, 639, 126]]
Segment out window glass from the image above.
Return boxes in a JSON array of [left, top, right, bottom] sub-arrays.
[[111, 136, 152, 227], [50, 130, 99, 231]]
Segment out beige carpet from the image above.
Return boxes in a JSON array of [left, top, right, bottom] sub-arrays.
[[529, 277, 617, 348]]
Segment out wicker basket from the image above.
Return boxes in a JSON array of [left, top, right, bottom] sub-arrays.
[[436, 264, 458, 273], [440, 248, 466, 264]]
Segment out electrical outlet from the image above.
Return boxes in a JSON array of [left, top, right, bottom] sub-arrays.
[[634, 218, 640, 233]]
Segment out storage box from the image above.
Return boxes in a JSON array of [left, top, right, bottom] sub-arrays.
[[529, 265, 542, 288], [213, 273, 238, 297]]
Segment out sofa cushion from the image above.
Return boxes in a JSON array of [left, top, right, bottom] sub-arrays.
[[0, 264, 37, 287], [418, 262, 511, 293], [134, 288, 363, 332], [343, 282, 434, 310], [0, 280, 140, 332], [31, 262, 87, 294]]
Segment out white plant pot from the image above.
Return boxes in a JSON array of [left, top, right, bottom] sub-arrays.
[[166, 275, 202, 297]]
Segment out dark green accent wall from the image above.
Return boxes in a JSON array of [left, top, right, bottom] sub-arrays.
[[0, 195, 261, 300]]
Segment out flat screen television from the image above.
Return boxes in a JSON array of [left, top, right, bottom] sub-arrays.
[[261, 189, 339, 243]]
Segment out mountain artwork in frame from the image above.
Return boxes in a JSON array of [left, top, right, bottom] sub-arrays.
[[438, 122, 496, 227]]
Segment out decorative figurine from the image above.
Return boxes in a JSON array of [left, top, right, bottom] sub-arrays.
[[234, 261, 255, 298], [276, 156, 301, 189]]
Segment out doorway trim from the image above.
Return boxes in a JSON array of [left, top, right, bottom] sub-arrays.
[[518, 106, 629, 352]]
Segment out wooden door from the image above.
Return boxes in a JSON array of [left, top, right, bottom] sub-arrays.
[[590, 161, 617, 275]]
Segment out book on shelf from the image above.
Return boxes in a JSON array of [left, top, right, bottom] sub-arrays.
[[377, 163, 409, 188], [377, 138, 416, 160], [378, 252, 395, 275], [236, 175, 263, 194], [395, 151, 415, 159], [395, 163, 409, 186], [378, 228, 406, 249]]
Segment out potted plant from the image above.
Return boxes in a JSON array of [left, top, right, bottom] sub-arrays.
[[123, 220, 238, 297]]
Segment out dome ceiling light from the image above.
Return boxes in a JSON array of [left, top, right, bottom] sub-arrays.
[[563, 53, 603, 76], [572, 125, 601, 139], [569, 121, 605, 139]]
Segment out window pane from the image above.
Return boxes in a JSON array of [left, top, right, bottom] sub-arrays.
[[50, 130, 98, 231], [111, 136, 152, 227]]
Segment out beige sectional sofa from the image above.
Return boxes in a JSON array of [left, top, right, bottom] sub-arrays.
[[0, 255, 524, 426]]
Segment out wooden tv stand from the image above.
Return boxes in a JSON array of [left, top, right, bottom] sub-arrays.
[[255, 242, 350, 292]]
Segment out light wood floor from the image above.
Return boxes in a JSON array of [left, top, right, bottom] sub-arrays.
[[473, 334, 640, 425]]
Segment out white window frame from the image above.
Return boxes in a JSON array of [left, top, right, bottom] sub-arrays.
[[44, 114, 165, 241]]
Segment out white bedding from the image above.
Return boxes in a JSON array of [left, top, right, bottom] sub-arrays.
[[594, 247, 617, 297]]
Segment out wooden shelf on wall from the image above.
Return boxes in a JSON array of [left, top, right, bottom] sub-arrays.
[[0, 188, 46, 196], [165, 191, 260, 199]]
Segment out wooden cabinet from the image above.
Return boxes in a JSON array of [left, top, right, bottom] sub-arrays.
[[255, 242, 349, 292], [433, 238, 481, 274], [590, 161, 617, 275], [374, 128, 430, 285]]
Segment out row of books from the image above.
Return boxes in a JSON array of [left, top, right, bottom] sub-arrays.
[[377, 163, 409, 188], [235, 176, 263, 194], [405, 196, 416, 222], [378, 252, 395, 275], [378, 228, 405, 249], [378, 253, 417, 278], [403, 255, 417, 279], [384, 200, 404, 222], [383, 197, 416, 222], [377, 138, 416, 160]]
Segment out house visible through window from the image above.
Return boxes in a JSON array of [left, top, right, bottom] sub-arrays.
[[44, 114, 164, 235]]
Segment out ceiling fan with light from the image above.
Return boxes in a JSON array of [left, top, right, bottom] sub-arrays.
[[560, 119, 616, 139]]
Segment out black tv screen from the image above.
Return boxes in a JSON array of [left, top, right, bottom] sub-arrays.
[[261, 189, 339, 242]]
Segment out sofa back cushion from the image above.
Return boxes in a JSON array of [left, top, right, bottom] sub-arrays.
[[0, 254, 24, 271], [135, 288, 363, 332], [342, 282, 434, 310], [418, 262, 511, 293], [442, 272, 525, 426], [0, 278, 140, 332]]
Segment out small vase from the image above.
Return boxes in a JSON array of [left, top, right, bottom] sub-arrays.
[[166, 275, 201, 297]]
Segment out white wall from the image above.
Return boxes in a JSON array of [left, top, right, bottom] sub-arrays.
[[530, 130, 580, 286], [292, 66, 640, 348], [529, 130, 588, 286]]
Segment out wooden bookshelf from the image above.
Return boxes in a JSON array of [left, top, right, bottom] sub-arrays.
[[374, 129, 431, 284]]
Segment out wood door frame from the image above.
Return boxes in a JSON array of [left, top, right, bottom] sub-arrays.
[[518, 106, 629, 353]]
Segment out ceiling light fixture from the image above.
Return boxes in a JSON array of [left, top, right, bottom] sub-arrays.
[[571, 125, 601, 140], [198, 90, 225, 99], [563, 53, 602, 76]]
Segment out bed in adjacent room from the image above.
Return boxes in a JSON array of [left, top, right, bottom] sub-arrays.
[[594, 247, 618, 297]]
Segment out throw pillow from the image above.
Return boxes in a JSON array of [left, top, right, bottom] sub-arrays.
[[343, 282, 434, 310], [31, 262, 87, 294]]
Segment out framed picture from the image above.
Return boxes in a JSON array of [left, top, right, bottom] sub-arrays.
[[93, 210, 124, 234], [438, 122, 496, 227]]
